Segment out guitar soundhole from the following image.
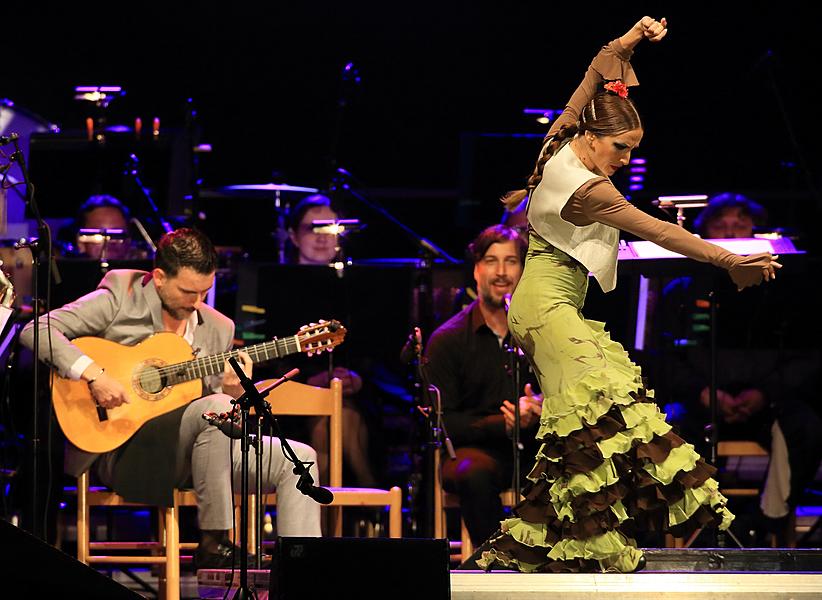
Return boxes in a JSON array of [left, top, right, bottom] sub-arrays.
[[139, 366, 166, 394]]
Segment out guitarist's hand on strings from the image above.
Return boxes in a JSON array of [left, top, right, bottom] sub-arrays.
[[222, 351, 253, 399], [83, 363, 129, 409]]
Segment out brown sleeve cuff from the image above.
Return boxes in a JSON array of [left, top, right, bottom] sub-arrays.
[[591, 38, 639, 87]]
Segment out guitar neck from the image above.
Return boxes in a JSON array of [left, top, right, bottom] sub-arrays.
[[170, 335, 301, 383]]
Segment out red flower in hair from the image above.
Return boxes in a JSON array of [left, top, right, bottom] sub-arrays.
[[603, 80, 629, 98]]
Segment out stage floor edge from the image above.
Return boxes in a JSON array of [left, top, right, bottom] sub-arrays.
[[451, 571, 822, 599]]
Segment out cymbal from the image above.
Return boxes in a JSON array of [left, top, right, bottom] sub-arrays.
[[202, 183, 319, 198]]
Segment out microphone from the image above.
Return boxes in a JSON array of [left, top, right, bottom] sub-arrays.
[[225, 361, 333, 503], [202, 411, 244, 439], [296, 471, 334, 505], [257, 367, 300, 396], [399, 327, 422, 365]]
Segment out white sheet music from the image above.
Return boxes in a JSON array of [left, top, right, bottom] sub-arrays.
[[621, 237, 799, 260]]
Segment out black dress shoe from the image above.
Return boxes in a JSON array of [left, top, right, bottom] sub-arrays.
[[632, 554, 647, 573], [193, 542, 266, 570]]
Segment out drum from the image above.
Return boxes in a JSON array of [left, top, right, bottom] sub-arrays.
[[0, 99, 57, 226]]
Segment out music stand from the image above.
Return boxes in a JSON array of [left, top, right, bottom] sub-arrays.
[[652, 195, 709, 228]]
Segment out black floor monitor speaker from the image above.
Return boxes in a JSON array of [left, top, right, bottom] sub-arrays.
[[271, 537, 450, 600], [0, 519, 142, 598]]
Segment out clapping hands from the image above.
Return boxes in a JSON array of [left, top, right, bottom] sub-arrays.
[[501, 383, 543, 434]]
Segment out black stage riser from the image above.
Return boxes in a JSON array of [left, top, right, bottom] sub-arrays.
[[644, 548, 822, 572], [0, 518, 142, 598], [271, 536, 450, 600]]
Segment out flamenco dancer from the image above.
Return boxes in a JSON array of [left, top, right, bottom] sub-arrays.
[[475, 16, 781, 573]]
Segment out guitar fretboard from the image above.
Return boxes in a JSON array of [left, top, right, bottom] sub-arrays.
[[160, 335, 301, 384]]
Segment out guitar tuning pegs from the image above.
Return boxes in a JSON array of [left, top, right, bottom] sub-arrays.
[[300, 325, 308, 331]]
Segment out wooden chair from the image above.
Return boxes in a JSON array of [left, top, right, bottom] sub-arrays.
[[717, 439, 796, 547], [717, 440, 770, 497], [75, 479, 248, 600], [74, 378, 402, 599], [252, 377, 403, 543], [431, 449, 518, 562]]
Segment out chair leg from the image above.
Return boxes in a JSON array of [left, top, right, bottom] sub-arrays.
[[162, 506, 180, 600], [328, 506, 343, 537], [388, 486, 402, 538], [77, 472, 90, 564]]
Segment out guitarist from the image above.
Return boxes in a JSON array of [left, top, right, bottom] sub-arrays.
[[20, 228, 321, 569]]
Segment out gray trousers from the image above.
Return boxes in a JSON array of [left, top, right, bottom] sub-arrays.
[[98, 393, 322, 535]]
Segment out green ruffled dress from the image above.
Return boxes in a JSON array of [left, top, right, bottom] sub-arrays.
[[478, 235, 734, 573]]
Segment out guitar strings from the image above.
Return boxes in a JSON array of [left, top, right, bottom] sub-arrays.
[[150, 336, 300, 380]]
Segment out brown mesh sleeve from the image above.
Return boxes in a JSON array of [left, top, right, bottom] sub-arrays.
[[561, 180, 772, 290], [547, 39, 638, 139]]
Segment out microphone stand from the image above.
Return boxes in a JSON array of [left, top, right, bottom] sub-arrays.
[[502, 296, 524, 502], [225, 359, 334, 599], [253, 414, 264, 569], [330, 169, 458, 264], [8, 133, 52, 539], [404, 328, 455, 538], [325, 62, 360, 189], [704, 291, 725, 548], [504, 337, 523, 502], [124, 153, 174, 235]]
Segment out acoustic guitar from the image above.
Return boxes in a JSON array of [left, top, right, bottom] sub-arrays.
[[51, 320, 346, 453]]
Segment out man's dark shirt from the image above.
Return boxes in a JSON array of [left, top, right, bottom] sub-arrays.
[[424, 299, 536, 454]]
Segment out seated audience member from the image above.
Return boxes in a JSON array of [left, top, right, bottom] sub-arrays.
[[425, 224, 542, 547], [693, 192, 768, 239], [286, 194, 342, 265], [453, 200, 530, 314], [280, 194, 379, 487], [657, 193, 820, 545], [58, 194, 145, 260]]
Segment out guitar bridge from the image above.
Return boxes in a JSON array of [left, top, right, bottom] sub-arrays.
[[96, 405, 109, 422]]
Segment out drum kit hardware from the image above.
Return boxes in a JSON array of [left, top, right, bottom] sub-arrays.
[[3, 92, 457, 270], [206, 183, 319, 196], [199, 182, 321, 263]]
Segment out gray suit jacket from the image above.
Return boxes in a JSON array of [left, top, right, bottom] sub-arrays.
[[20, 269, 234, 478]]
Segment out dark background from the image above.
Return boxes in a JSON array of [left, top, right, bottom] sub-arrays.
[[4, 2, 821, 542], [4, 2, 820, 258]]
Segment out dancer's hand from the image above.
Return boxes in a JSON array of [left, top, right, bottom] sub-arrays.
[[621, 17, 668, 49], [641, 17, 668, 42], [728, 252, 783, 290]]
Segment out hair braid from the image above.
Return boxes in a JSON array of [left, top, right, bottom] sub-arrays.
[[501, 124, 579, 210]]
